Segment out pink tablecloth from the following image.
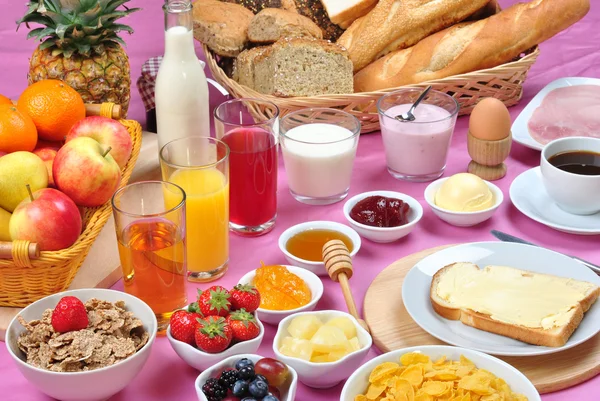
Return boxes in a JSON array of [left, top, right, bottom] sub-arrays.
[[1, 1, 599, 400]]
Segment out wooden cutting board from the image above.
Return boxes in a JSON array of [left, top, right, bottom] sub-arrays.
[[364, 245, 600, 394], [0, 132, 161, 341]]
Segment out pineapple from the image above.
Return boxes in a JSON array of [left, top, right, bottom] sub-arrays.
[[17, 0, 140, 114]]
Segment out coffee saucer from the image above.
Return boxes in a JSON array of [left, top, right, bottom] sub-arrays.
[[510, 167, 600, 235]]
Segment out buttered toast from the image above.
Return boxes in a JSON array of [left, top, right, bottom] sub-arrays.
[[430, 263, 600, 347]]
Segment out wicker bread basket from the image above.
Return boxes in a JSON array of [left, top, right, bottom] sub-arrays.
[[204, 44, 540, 133], [0, 103, 142, 307]]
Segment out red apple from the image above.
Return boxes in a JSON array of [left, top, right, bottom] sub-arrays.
[[0, 151, 6, 157], [53, 137, 121, 207], [33, 148, 57, 187], [35, 139, 63, 152], [66, 116, 132, 168], [10, 186, 82, 251]]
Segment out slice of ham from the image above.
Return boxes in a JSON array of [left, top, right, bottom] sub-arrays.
[[527, 85, 600, 145]]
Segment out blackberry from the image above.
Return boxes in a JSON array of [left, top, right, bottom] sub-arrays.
[[219, 369, 239, 390], [201, 378, 227, 401]]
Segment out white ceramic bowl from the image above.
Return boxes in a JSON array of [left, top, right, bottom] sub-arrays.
[[278, 221, 361, 276], [238, 265, 324, 325], [343, 190, 423, 243], [273, 310, 372, 389], [424, 177, 503, 227], [195, 353, 298, 401], [340, 345, 541, 401], [167, 305, 265, 371], [5, 288, 157, 401]]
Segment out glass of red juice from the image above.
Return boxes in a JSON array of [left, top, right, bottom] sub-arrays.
[[214, 99, 279, 236]]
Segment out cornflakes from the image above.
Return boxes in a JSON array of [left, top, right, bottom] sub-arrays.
[[16, 298, 149, 372], [354, 352, 528, 401]]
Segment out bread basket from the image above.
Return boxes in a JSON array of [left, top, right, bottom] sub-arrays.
[[205, 44, 539, 134], [0, 103, 142, 307]]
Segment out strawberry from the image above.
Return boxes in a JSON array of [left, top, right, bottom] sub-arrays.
[[227, 309, 261, 341], [230, 284, 261, 313], [169, 309, 202, 345], [197, 286, 231, 317], [51, 296, 89, 333], [195, 316, 233, 353]]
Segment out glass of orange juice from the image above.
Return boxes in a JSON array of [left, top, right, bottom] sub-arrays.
[[160, 136, 230, 282], [111, 181, 188, 332]]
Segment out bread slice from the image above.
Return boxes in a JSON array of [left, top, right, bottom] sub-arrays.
[[430, 262, 600, 347], [248, 8, 323, 44], [320, 0, 378, 24], [233, 46, 270, 87], [192, 0, 254, 56], [251, 38, 353, 97]]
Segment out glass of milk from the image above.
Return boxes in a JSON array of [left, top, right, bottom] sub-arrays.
[[280, 108, 361, 205], [377, 89, 459, 182]]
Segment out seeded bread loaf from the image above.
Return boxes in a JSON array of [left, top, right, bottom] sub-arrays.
[[220, 0, 296, 13], [192, 0, 254, 56], [235, 38, 353, 97], [248, 8, 322, 43]]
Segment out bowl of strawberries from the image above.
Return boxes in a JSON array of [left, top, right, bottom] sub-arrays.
[[166, 284, 264, 371]]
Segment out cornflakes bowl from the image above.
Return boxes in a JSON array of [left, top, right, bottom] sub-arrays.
[[5, 288, 157, 401], [237, 265, 324, 325], [340, 345, 540, 401]]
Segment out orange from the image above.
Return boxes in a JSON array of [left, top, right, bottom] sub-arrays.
[[0, 94, 12, 105], [0, 104, 38, 153], [17, 79, 86, 141]]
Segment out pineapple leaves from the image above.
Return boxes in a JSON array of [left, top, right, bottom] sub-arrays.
[[110, 23, 134, 34], [38, 38, 57, 50], [55, 23, 69, 39], [26, 27, 56, 40]]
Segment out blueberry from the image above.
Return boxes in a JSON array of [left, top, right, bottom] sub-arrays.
[[254, 374, 268, 384], [241, 398, 257, 401], [248, 379, 269, 398], [235, 358, 254, 370], [263, 396, 280, 401], [232, 380, 249, 397], [238, 365, 255, 380]]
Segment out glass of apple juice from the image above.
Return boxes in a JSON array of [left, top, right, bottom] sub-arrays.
[[111, 181, 187, 333]]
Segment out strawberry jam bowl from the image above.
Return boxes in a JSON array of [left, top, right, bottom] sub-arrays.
[[238, 265, 324, 325], [343, 190, 423, 243], [5, 288, 157, 401], [167, 304, 265, 371]]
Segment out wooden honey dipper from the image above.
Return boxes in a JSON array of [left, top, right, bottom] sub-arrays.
[[322, 239, 370, 333]]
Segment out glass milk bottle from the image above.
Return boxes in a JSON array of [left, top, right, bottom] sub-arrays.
[[155, 0, 210, 153]]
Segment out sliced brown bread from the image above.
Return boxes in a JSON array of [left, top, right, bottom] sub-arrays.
[[430, 262, 600, 347], [233, 46, 270, 87], [248, 8, 323, 43], [249, 38, 353, 97], [192, 0, 254, 56]]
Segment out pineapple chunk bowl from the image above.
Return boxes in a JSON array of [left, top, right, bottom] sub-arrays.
[[273, 310, 372, 389], [237, 265, 324, 325]]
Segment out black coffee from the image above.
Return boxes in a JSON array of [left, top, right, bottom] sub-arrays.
[[548, 150, 600, 175]]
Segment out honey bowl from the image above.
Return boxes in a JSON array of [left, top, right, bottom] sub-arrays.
[[278, 221, 361, 276], [238, 265, 324, 325]]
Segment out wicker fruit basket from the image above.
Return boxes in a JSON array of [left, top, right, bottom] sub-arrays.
[[0, 103, 142, 307], [204, 44, 540, 133]]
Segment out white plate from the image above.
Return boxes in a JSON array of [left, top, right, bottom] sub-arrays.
[[510, 167, 600, 235], [402, 242, 600, 356], [512, 77, 600, 151], [340, 345, 541, 401]]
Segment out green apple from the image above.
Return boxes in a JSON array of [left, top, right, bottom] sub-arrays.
[[0, 207, 11, 241], [0, 151, 48, 212]]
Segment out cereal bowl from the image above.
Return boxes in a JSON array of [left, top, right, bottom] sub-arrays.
[[340, 345, 540, 401], [343, 190, 423, 243], [5, 288, 157, 401], [238, 265, 324, 325], [273, 310, 372, 389], [195, 353, 298, 401], [167, 305, 265, 371], [424, 177, 503, 227], [278, 221, 361, 276]]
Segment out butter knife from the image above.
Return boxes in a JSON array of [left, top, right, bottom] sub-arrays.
[[491, 230, 600, 275]]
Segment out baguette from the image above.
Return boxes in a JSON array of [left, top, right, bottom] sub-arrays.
[[337, 0, 490, 72], [430, 262, 600, 347], [320, 0, 378, 25], [354, 0, 590, 92]]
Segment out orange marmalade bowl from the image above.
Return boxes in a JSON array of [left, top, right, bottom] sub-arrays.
[[238, 265, 324, 325]]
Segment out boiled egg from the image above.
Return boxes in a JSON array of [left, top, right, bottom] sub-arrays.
[[469, 98, 511, 141]]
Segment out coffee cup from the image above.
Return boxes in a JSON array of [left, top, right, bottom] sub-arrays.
[[540, 137, 600, 215]]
